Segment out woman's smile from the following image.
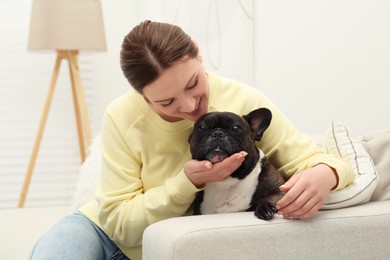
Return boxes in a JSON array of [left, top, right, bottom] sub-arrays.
[[142, 57, 210, 122]]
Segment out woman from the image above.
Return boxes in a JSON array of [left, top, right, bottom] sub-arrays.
[[30, 20, 354, 260]]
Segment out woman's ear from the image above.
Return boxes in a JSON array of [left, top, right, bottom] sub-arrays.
[[191, 38, 199, 53], [191, 38, 202, 62], [143, 95, 152, 104]]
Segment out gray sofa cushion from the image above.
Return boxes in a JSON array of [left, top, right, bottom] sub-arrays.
[[362, 129, 390, 201]]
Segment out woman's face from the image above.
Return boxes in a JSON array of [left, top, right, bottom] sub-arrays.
[[142, 57, 210, 122]]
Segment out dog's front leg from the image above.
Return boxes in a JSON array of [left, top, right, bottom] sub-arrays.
[[254, 191, 284, 220]]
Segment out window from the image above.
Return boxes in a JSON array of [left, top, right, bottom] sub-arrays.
[[0, 0, 95, 208]]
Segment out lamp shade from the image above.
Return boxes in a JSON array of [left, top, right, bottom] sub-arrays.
[[28, 0, 106, 51]]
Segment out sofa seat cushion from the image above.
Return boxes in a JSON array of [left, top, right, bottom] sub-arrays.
[[0, 206, 70, 260]]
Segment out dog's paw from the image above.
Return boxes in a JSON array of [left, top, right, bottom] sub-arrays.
[[254, 202, 278, 220]]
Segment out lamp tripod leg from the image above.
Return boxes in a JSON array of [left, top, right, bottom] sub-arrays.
[[18, 54, 63, 208], [70, 52, 92, 148], [68, 53, 87, 162], [68, 51, 92, 161]]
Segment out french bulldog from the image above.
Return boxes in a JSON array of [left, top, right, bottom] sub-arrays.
[[189, 108, 285, 220]]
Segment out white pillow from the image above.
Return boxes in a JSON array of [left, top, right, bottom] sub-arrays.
[[322, 120, 379, 209], [71, 135, 102, 210]]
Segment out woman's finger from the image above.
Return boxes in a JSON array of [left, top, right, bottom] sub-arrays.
[[209, 152, 247, 180], [276, 172, 304, 210]]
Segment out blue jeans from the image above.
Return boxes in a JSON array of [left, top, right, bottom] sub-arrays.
[[28, 211, 129, 260]]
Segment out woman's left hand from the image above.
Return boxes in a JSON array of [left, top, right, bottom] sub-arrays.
[[275, 164, 338, 219]]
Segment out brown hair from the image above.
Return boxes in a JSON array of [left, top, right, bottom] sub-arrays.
[[120, 20, 198, 93]]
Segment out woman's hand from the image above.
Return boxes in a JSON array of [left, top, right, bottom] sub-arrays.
[[276, 164, 338, 219], [184, 151, 248, 188]]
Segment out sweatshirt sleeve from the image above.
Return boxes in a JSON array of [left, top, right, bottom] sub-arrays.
[[95, 112, 200, 248], [255, 92, 355, 190]]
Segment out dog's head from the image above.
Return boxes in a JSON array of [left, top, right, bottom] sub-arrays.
[[188, 108, 272, 177]]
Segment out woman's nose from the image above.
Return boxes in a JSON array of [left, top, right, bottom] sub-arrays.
[[179, 96, 196, 113]]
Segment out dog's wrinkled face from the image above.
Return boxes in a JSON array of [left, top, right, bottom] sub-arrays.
[[189, 108, 271, 165], [190, 112, 254, 163]]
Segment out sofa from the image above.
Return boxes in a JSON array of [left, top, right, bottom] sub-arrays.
[[2, 120, 389, 260], [142, 121, 390, 260]]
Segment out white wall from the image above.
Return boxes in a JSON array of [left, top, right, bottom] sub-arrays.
[[254, 0, 390, 134], [91, 0, 390, 136]]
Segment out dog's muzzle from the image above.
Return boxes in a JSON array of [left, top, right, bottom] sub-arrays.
[[205, 148, 229, 163]]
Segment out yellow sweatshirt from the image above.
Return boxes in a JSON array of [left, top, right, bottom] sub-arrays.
[[80, 72, 354, 259]]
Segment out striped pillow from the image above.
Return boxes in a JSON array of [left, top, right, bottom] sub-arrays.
[[322, 120, 379, 209]]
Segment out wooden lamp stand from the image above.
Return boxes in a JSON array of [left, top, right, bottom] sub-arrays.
[[17, 50, 92, 208]]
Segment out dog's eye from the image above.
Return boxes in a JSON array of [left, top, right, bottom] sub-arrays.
[[197, 124, 207, 133], [232, 125, 241, 133]]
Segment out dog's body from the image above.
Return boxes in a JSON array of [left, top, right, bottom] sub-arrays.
[[189, 108, 285, 220]]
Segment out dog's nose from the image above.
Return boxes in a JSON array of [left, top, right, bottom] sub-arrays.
[[211, 129, 226, 139]]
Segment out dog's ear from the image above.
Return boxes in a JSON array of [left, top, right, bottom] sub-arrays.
[[243, 108, 272, 141]]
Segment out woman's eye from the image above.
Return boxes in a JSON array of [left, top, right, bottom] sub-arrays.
[[161, 100, 173, 107], [232, 125, 241, 133], [188, 78, 198, 89]]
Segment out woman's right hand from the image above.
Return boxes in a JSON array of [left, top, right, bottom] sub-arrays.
[[183, 151, 248, 188]]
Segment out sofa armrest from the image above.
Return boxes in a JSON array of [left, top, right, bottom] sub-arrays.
[[143, 201, 390, 260]]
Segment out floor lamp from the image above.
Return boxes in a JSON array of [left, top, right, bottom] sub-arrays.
[[18, 0, 106, 208]]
